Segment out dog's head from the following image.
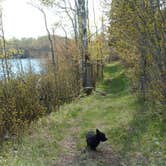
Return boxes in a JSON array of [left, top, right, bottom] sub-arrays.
[[96, 129, 107, 142]]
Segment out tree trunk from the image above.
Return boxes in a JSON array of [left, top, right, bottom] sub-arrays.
[[77, 0, 93, 94]]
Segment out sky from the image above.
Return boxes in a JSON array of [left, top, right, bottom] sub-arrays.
[[2, 0, 102, 39]]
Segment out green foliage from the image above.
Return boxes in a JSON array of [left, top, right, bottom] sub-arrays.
[[0, 52, 81, 140], [39, 0, 55, 7], [0, 62, 165, 165], [109, 0, 166, 106], [0, 75, 45, 139]]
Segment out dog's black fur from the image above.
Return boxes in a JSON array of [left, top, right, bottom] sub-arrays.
[[86, 129, 107, 150]]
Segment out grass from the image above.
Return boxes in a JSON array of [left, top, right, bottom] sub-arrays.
[[0, 62, 165, 166]]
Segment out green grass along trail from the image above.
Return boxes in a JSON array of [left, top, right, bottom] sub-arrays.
[[0, 62, 165, 166]]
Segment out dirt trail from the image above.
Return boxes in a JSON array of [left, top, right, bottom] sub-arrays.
[[55, 135, 77, 166], [55, 127, 122, 166]]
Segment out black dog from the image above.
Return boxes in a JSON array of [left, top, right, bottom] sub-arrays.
[[86, 129, 107, 150]]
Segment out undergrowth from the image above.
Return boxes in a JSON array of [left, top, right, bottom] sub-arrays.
[[0, 62, 165, 166]]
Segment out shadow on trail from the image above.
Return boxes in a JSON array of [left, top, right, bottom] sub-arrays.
[[104, 63, 122, 76], [99, 63, 129, 97], [111, 103, 166, 165], [71, 144, 122, 166]]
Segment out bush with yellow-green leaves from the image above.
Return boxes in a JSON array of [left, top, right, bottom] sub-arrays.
[[0, 75, 45, 140]]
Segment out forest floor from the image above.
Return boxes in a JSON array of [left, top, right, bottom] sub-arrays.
[[0, 62, 165, 166]]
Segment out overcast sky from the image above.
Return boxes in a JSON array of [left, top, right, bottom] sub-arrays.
[[2, 0, 102, 39]]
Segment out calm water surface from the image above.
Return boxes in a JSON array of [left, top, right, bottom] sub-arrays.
[[0, 58, 43, 78]]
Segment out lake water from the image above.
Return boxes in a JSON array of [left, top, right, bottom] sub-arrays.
[[0, 58, 43, 78]]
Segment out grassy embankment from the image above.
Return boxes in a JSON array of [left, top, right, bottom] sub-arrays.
[[0, 62, 165, 166]]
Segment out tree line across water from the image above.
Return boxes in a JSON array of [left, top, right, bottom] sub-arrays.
[[0, 36, 62, 58]]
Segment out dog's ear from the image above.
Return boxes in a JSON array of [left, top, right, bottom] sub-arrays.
[[96, 129, 100, 134]]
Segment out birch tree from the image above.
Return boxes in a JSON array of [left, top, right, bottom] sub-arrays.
[[0, 7, 10, 81]]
